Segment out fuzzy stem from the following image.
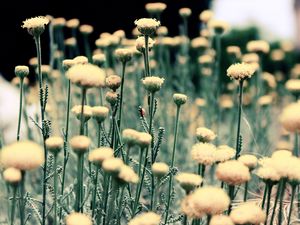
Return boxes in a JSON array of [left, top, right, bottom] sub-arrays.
[[243, 182, 248, 202], [10, 185, 17, 225], [17, 78, 24, 141], [117, 61, 127, 130], [75, 153, 84, 212], [235, 80, 244, 159], [287, 184, 296, 225]]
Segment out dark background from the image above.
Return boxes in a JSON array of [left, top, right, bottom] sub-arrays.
[[0, 0, 209, 80]]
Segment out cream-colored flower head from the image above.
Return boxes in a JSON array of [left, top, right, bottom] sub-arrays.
[[199, 10, 214, 23], [272, 149, 292, 159], [256, 166, 281, 182], [262, 72, 277, 88], [71, 105, 93, 121], [226, 46, 241, 58], [66, 63, 106, 88], [63, 59, 76, 71], [215, 145, 236, 163], [271, 49, 285, 61], [65, 37, 77, 47], [105, 91, 118, 105], [191, 37, 208, 49], [247, 40, 270, 54], [113, 29, 125, 39], [102, 158, 124, 174], [134, 18, 160, 35], [79, 24, 93, 35], [145, 2, 167, 14], [122, 129, 140, 146], [227, 63, 255, 81], [128, 212, 161, 225], [173, 93, 187, 106], [175, 172, 203, 192], [91, 106, 109, 123], [191, 143, 216, 166], [45, 136, 64, 154], [136, 132, 152, 148], [118, 165, 139, 184], [92, 53, 106, 67], [285, 79, 300, 94], [157, 26, 168, 36], [3, 167, 22, 184], [142, 76, 164, 93], [181, 194, 201, 218], [15, 65, 29, 79], [258, 95, 273, 107], [115, 48, 133, 63], [230, 202, 266, 225], [66, 212, 92, 225], [208, 20, 229, 34], [238, 154, 258, 170], [70, 135, 91, 153], [52, 17, 66, 28], [11, 77, 29, 87], [270, 153, 293, 178], [198, 55, 214, 65], [66, 18, 80, 29], [88, 147, 114, 165], [73, 56, 88, 64], [196, 127, 216, 143], [152, 162, 169, 178], [280, 102, 300, 132], [192, 186, 230, 215], [0, 141, 44, 170], [216, 160, 251, 185], [22, 16, 49, 36], [286, 157, 300, 184], [210, 215, 234, 225], [136, 36, 155, 52], [219, 95, 234, 109], [179, 8, 192, 17], [106, 75, 121, 91]]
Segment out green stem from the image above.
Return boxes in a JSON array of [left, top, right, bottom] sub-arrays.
[[270, 181, 283, 224], [19, 171, 26, 225], [117, 185, 125, 225], [265, 184, 273, 225], [144, 35, 150, 77], [17, 78, 24, 141], [117, 61, 127, 130], [294, 132, 299, 157], [235, 80, 244, 159], [149, 92, 155, 161], [75, 153, 83, 212], [215, 34, 221, 144], [243, 182, 248, 202], [97, 122, 102, 147], [106, 179, 119, 225], [228, 185, 235, 214], [83, 35, 92, 62], [53, 154, 58, 225], [10, 185, 17, 225], [207, 215, 211, 225], [262, 182, 268, 209], [278, 179, 287, 224], [287, 185, 296, 225], [101, 174, 110, 225], [91, 166, 99, 218], [79, 88, 87, 135], [183, 215, 188, 225]]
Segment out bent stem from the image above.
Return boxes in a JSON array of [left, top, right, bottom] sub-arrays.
[[235, 80, 244, 159], [17, 78, 24, 141]]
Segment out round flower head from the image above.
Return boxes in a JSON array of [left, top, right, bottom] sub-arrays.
[[227, 63, 255, 81], [102, 158, 124, 175], [208, 20, 229, 34], [3, 167, 22, 184], [66, 212, 92, 225], [272, 149, 292, 159], [191, 143, 216, 166], [173, 93, 188, 106], [285, 79, 300, 94], [179, 8, 192, 17], [134, 18, 160, 36], [181, 194, 202, 218], [65, 37, 77, 47], [73, 56, 89, 65], [191, 37, 209, 49], [262, 72, 276, 88], [52, 17, 66, 28], [270, 153, 293, 178], [115, 48, 133, 63], [196, 127, 216, 143], [113, 29, 125, 39], [70, 135, 91, 154], [238, 154, 258, 170], [256, 166, 280, 183], [22, 16, 49, 36], [157, 26, 168, 36], [136, 36, 155, 52], [45, 136, 64, 154], [92, 53, 106, 67], [122, 129, 140, 146], [106, 75, 121, 91], [92, 106, 109, 123], [210, 215, 234, 225], [79, 24, 93, 35], [247, 40, 270, 54], [136, 132, 152, 148], [198, 55, 214, 66], [152, 162, 169, 178], [230, 202, 266, 225], [199, 10, 214, 23], [216, 160, 251, 185], [145, 2, 167, 14], [71, 105, 93, 122], [280, 102, 300, 132], [215, 145, 236, 163], [227, 46, 241, 58], [258, 95, 273, 107], [66, 18, 80, 29], [15, 65, 29, 79], [0, 141, 44, 170], [271, 49, 285, 61], [142, 76, 164, 93], [63, 59, 76, 71], [128, 212, 161, 225], [285, 157, 300, 184], [105, 91, 118, 105], [175, 172, 203, 192], [118, 165, 139, 184], [66, 63, 106, 88], [88, 147, 114, 165]]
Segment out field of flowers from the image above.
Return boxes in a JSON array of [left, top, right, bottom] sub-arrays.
[[0, 2, 300, 225]]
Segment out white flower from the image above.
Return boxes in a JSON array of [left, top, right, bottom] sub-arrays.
[[247, 40, 270, 54], [280, 102, 300, 132], [238, 154, 258, 170], [175, 172, 203, 192], [128, 212, 160, 225], [230, 202, 266, 225], [196, 127, 216, 143], [134, 18, 160, 35], [152, 162, 169, 178], [118, 165, 139, 184], [227, 63, 256, 81], [22, 16, 49, 36], [66, 212, 92, 225], [191, 143, 216, 165], [3, 167, 22, 184], [215, 145, 236, 162], [135, 36, 155, 52], [142, 76, 164, 92]]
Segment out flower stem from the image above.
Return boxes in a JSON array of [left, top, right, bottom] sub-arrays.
[[75, 153, 84, 212], [79, 88, 87, 135], [206, 215, 211, 225], [117, 62, 127, 130], [214, 34, 221, 144], [264, 184, 273, 225], [228, 185, 235, 214], [10, 185, 17, 225], [91, 165, 99, 218], [144, 35, 150, 77], [53, 154, 58, 225], [235, 80, 244, 159], [183, 215, 188, 225], [19, 171, 26, 225], [278, 179, 287, 224], [243, 182, 248, 202], [262, 182, 268, 209], [106, 179, 119, 225], [287, 185, 296, 225], [270, 181, 283, 224], [294, 132, 299, 157], [17, 78, 24, 141]]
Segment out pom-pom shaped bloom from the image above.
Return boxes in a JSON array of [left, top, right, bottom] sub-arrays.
[[0, 141, 44, 170], [152, 162, 169, 178], [199, 10, 214, 23], [280, 102, 300, 132], [66, 212, 92, 225], [247, 40, 270, 54], [128, 212, 161, 225], [215, 145, 236, 163], [173, 93, 188, 106], [122, 129, 140, 146], [142, 76, 164, 93], [256, 166, 280, 182], [145, 2, 167, 14], [71, 105, 93, 121], [63, 59, 76, 71], [191, 37, 208, 49], [175, 172, 203, 192], [73, 56, 88, 65], [102, 158, 124, 174], [230, 202, 266, 225], [79, 24, 93, 35], [208, 20, 229, 34], [196, 127, 216, 143], [179, 8, 192, 17], [91, 106, 109, 123], [88, 147, 114, 165], [227, 63, 255, 81], [106, 75, 121, 91], [134, 18, 160, 35], [285, 79, 300, 94], [66, 18, 80, 29], [191, 143, 216, 165], [3, 167, 22, 184], [226, 46, 241, 58], [92, 53, 106, 67], [136, 132, 152, 148], [115, 48, 133, 63], [216, 160, 251, 185], [258, 95, 273, 107], [238, 154, 258, 170], [136, 36, 155, 52], [105, 91, 118, 105], [45, 136, 64, 154], [22, 16, 49, 36], [15, 66, 29, 79], [210, 215, 234, 225], [118, 165, 139, 184], [70, 136, 91, 153]]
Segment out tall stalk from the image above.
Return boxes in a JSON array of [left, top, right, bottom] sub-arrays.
[[117, 62, 127, 130], [278, 179, 287, 224], [19, 171, 26, 225], [270, 181, 282, 224], [144, 35, 151, 77], [53, 153, 58, 225], [75, 153, 84, 212], [264, 184, 273, 225], [287, 184, 296, 225], [235, 80, 244, 159], [17, 78, 24, 141], [10, 185, 17, 225]]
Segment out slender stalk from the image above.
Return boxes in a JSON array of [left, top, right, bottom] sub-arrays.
[[75, 153, 84, 212], [106, 179, 119, 225], [278, 179, 287, 224], [53, 154, 58, 225], [79, 88, 87, 135], [149, 92, 155, 156], [117, 61, 127, 129], [235, 80, 244, 159], [243, 182, 248, 202], [91, 165, 99, 218], [207, 215, 211, 225], [214, 34, 221, 144], [101, 175, 110, 225], [294, 132, 299, 157], [183, 215, 188, 225], [10, 185, 17, 225], [270, 181, 282, 224], [264, 184, 273, 225], [228, 185, 235, 214], [19, 171, 26, 225], [144, 35, 150, 77], [83, 35, 92, 62], [17, 78, 24, 141], [117, 185, 125, 225], [287, 184, 296, 225]]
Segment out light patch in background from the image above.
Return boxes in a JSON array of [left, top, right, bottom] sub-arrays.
[[212, 0, 296, 41]]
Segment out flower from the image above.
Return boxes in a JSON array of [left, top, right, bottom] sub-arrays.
[[3, 167, 22, 184], [15, 66, 29, 79], [22, 16, 49, 36], [136, 36, 155, 52], [179, 8, 192, 17], [157, 26, 168, 36], [173, 93, 188, 106], [191, 37, 208, 49], [226, 46, 241, 58], [115, 48, 133, 63], [196, 127, 216, 143], [134, 18, 160, 35], [191, 143, 216, 166], [66, 18, 80, 29], [152, 162, 169, 178], [0, 141, 44, 170], [65, 38, 77, 47], [92, 106, 109, 123], [256, 166, 281, 182], [102, 158, 124, 174], [175, 172, 203, 192], [136, 132, 152, 148], [118, 165, 139, 184], [145, 3, 167, 14], [230, 202, 266, 225], [285, 79, 300, 94], [198, 55, 214, 65], [208, 20, 229, 34], [210, 215, 234, 225], [271, 49, 285, 61], [92, 53, 106, 67], [215, 145, 236, 163], [258, 95, 273, 107], [122, 129, 140, 146], [63, 59, 76, 71], [52, 17, 66, 28], [286, 157, 300, 184], [71, 105, 93, 122], [280, 102, 300, 132], [66, 212, 92, 225], [227, 63, 256, 81], [79, 24, 93, 35], [105, 91, 118, 105], [247, 40, 270, 54], [88, 147, 114, 165], [70, 136, 91, 153], [106, 75, 121, 91], [238, 154, 258, 170], [199, 10, 214, 23], [45, 136, 64, 154], [66, 63, 106, 88], [128, 212, 160, 225], [272, 149, 292, 159], [142, 76, 164, 93], [216, 160, 251, 185]]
